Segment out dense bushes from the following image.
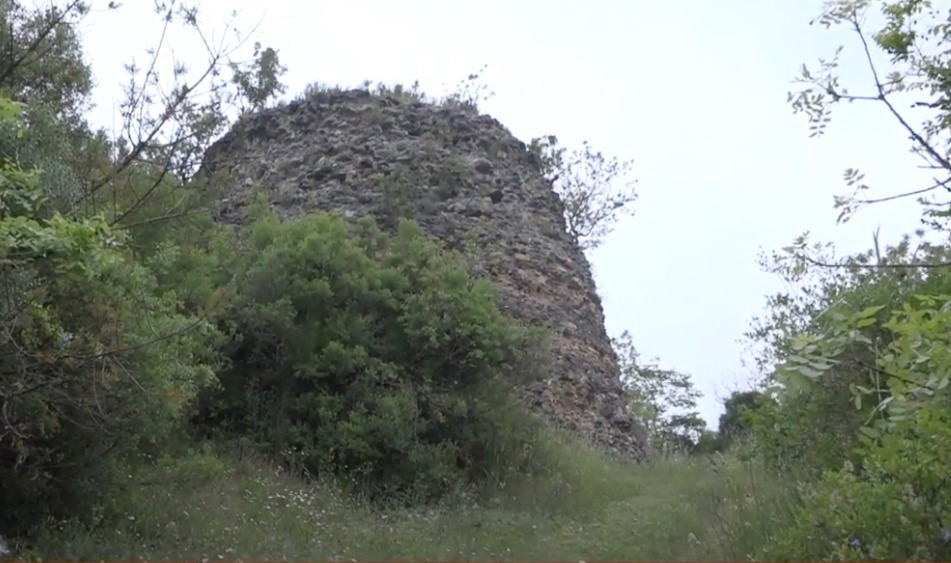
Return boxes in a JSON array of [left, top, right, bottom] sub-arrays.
[[191, 208, 552, 501], [745, 235, 951, 473], [1, 92, 555, 533], [745, 238, 951, 559], [742, 6, 951, 541], [774, 287, 951, 557], [2, 101, 555, 531], [0, 96, 222, 534], [0, 0, 561, 534], [756, 294, 951, 558], [761, 399, 951, 560]]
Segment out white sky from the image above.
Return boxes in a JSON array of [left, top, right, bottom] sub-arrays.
[[77, 0, 933, 428]]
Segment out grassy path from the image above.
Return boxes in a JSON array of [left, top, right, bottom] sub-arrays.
[[26, 447, 784, 561]]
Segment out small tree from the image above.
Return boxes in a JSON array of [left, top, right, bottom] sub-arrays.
[[529, 134, 637, 251], [432, 64, 637, 252], [717, 390, 770, 445], [614, 330, 706, 452], [229, 41, 288, 113], [748, 4, 951, 556]]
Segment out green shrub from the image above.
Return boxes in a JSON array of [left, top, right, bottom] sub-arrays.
[[0, 96, 221, 534], [191, 208, 551, 502], [747, 237, 951, 478], [763, 402, 951, 560], [747, 382, 865, 479], [762, 284, 951, 559]]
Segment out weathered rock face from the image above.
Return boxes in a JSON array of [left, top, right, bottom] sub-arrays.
[[199, 88, 650, 462]]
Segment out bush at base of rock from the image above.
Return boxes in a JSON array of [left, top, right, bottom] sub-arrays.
[[191, 207, 552, 502]]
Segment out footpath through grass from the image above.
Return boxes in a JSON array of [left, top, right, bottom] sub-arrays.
[[22, 439, 794, 561]]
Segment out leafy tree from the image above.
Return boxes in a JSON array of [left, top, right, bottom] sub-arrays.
[[0, 0, 287, 536], [0, 0, 287, 226], [717, 390, 770, 445], [787, 0, 951, 230], [0, 95, 221, 534], [660, 413, 709, 453], [746, 231, 951, 475], [762, 293, 951, 559], [744, 1, 951, 557], [766, 0, 951, 446], [529, 135, 637, 251], [229, 41, 288, 113], [691, 429, 725, 455], [0, 0, 93, 117], [614, 331, 706, 453]]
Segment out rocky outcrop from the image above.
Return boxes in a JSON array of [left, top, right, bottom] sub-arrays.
[[198, 88, 650, 462]]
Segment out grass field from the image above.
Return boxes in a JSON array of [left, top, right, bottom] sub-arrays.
[[20, 435, 796, 561]]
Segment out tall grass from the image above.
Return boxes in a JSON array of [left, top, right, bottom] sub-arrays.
[[16, 434, 799, 561]]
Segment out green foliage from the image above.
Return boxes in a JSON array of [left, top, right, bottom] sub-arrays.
[[614, 331, 708, 454], [717, 390, 770, 445], [746, 384, 865, 477], [0, 1, 267, 536], [763, 401, 951, 560], [528, 134, 637, 251], [690, 429, 725, 455], [192, 208, 551, 503], [229, 41, 288, 113], [0, 94, 221, 534], [0, 0, 94, 116], [744, 233, 951, 476], [743, 2, 951, 557], [0, 1, 109, 214], [754, 239, 951, 473]]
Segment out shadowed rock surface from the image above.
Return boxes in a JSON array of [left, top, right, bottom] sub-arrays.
[[199, 88, 650, 462]]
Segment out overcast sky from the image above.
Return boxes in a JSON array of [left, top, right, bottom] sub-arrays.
[[78, 1, 932, 428]]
